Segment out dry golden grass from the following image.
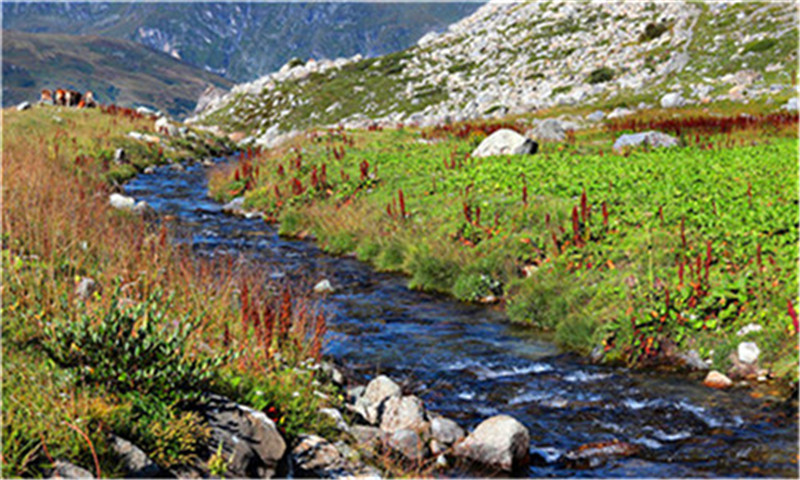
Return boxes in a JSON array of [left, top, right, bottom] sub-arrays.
[[2, 106, 329, 475]]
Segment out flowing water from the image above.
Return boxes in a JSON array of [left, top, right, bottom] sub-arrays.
[[125, 160, 798, 478]]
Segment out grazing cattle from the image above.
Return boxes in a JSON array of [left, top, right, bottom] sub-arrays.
[[82, 91, 97, 108], [40, 89, 54, 105], [54, 89, 67, 106], [46, 88, 97, 108], [65, 90, 82, 107]]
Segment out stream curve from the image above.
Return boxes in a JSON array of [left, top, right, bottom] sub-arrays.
[[124, 159, 798, 478]]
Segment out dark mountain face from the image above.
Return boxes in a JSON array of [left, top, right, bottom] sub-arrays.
[[2, 2, 482, 82]]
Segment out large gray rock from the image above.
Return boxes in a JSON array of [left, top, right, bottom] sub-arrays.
[[471, 129, 538, 158], [737, 342, 760, 365], [350, 425, 383, 452], [613, 131, 678, 151], [529, 118, 566, 142], [781, 97, 798, 111], [109, 193, 136, 210], [379, 395, 429, 434], [109, 435, 163, 478], [155, 116, 179, 137], [355, 375, 402, 425], [291, 434, 349, 478], [453, 415, 530, 472], [660, 92, 685, 109], [50, 460, 94, 478], [586, 110, 606, 122], [606, 107, 633, 119], [385, 429, 428, 461], [431, 416, 465, 445], [201, 395, 287, 478]]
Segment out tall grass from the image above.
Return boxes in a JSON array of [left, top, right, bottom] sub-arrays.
[[2, 107, 330, 475]]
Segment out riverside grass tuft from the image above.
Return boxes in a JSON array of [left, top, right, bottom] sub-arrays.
[[210, 104, 798, 380], [2, 106, 335, 476]]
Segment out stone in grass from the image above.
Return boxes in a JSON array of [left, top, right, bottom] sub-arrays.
[[528, 118, 566, 142], [471, 129, 538, 158], [737, 342, 760, 365], [660, 92, 685, 109], [109, 193, 136, 210], [109, 434, 163, 478], [75, 277, 101, 301], [612, 131, 678, 151]]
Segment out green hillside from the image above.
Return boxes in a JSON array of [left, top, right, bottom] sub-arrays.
[[2, 30, 233, 117]]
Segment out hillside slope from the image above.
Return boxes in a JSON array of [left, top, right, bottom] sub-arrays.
[[2, 2, 481, 82], [2, 30, 233, 117], [193, 1, 798, 142]]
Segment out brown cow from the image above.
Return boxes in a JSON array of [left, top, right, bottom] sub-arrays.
[[82, 91, 97, 108], [65, 90, 82, 107], [54, 89, 67, 106], [40, 89, 54, 105]]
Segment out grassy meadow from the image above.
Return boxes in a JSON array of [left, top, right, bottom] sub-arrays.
[[210, 104, 799, 381], [1, 106, 338, 476]]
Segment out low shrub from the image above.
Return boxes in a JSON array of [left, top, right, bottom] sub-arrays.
[[407, 249, 461, 293], [743, 37, 777, 54], [588, 67, 615, 84], [453, 272, 502, 302], [555, 314, 600, 354], [639, 22, 669, 42], [43, 288, 228, 403]]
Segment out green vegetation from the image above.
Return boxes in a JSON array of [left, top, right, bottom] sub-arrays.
[[743, 37, 778, 54], [203, 49, 445, 136], [210, 105, 798, 381], [588, 67, 615, 84], [2, 106, 335, 475], [639, 22, 669, 42]]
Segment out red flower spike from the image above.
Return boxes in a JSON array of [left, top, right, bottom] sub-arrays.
[[788, 300, 798, 334], [398, 189, 406, 218]]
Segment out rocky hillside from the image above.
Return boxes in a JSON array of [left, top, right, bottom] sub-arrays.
[[2, 30, 232, 117], [192, 1, 798, 145], [2, 2, 480, 82]]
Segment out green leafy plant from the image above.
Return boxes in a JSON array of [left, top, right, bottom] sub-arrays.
[[743, 38, 777, 54], [639, 22, 669, 42], [588, 67, 615, 84], [43, 287, 228, 403]]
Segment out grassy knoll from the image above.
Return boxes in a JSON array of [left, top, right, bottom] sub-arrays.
[[1, 106, 337, 476], [210, 105, 798, 380]]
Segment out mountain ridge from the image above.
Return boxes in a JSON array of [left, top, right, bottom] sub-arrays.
[[191, 0, 798, 143], [2, 2, 482, 82], [2, 29, 233, 117]]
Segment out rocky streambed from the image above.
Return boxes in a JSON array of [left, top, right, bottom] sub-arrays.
[[117, 157, 798, 478]]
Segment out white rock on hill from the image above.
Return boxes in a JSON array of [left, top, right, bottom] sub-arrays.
[[472, 129, 538, 158]]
